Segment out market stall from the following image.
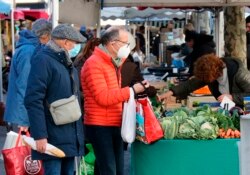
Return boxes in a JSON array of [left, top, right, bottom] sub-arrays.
[[129, 94, 242, 175]]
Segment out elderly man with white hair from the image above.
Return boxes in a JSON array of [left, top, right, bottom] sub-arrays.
[[81, 26, 149, 175], [25, 24, 86, 174], [4, 18, 52, 131]]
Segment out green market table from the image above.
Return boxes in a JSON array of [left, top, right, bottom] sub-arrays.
[[131, 139, 240, 175]]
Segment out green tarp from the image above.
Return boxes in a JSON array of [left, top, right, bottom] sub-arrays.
[[131, 139, 240, 175]]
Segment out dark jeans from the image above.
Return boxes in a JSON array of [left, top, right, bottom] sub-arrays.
[[85, 125, 124, 175], [42, 157, 75, 175]]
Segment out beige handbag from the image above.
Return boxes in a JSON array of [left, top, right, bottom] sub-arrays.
[[49, 95, 82, 125], [48, 67, 82, 125]]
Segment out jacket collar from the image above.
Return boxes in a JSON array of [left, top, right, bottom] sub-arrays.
[[46, 40, 73, 67]]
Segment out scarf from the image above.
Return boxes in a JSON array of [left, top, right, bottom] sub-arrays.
[[47, 40, 72, 66], [99, 44, 122, 67]]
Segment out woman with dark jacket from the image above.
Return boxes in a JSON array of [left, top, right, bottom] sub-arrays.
[[121, 54, 157, 98], [73, 38, 101, 112], [159, 54, 250, 107]]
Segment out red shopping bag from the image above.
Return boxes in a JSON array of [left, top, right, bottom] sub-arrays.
[[2, 130, 44, 175], [136, 98, 163, 144]]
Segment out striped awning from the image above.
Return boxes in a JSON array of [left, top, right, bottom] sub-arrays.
[[128, 19, 186, 28]]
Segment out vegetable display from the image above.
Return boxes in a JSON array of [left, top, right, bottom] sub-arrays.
[[158, 105, 241, 140]]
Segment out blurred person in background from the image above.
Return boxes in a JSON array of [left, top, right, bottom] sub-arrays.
[[180, 23, 196, 57], [136, 25, 146, 54], [184, 30, 216, 76], [80, 25, 90, 41], [4, 18, 52, 132]]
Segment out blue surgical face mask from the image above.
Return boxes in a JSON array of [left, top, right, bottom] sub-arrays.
[[68, 44, 81, 58]]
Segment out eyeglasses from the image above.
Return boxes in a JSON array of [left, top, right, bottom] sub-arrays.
[[114, 40, 130, 47]]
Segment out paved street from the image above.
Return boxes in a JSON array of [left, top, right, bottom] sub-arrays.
[[0, 125, 131, 175], [0, 126, 7, 175]]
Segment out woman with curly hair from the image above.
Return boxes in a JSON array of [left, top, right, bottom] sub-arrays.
[[158, 54, 250, 107]]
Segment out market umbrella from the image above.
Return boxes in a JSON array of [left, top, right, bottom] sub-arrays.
[[0, 0, 11, 14]]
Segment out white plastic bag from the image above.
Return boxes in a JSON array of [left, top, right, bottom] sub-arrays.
[[121, 88, 136, 143], [1, 131, 20, 160]]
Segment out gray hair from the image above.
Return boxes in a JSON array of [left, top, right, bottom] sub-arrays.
[[100, 26, 127, 45], [32, 18, 52, 37]]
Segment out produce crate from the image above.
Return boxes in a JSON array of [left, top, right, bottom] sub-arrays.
[[187, 95, 217, 109]]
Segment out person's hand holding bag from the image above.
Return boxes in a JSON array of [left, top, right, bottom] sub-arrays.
[[132, 80, 149, 94]]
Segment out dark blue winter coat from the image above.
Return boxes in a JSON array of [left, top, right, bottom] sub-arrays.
[[24, 45, 84, 160]]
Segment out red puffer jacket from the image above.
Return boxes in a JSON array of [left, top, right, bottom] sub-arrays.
[[81, 47, 130, 126]]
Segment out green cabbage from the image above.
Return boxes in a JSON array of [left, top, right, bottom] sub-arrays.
[[199, 121, 219, 139]]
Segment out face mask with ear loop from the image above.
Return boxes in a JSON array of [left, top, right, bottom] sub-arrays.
[[117, 44, 131, 59], [68, 44, 81, 58]]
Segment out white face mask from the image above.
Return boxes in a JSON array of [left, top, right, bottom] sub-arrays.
[[117, 45, 130, 59]]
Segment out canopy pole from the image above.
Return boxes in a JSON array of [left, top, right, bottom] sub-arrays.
[[145, 19, 150, 60], [96, 5, 101, 38], [11, 0, 15, 55], [52, 0, 59, 28]]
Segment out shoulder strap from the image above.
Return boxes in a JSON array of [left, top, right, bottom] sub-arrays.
[[49, 52, 78, 96], [69, 67, 78, 95]]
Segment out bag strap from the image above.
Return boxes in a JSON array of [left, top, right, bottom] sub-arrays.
[[69, 67, 78, 95], [46, 65, 78, 108], [15, 129, 30, 147]]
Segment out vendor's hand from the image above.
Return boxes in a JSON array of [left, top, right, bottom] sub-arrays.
[[158, 91, 174, 102], [36, 138, 47, 153], [217, 94, 233, 102], [133, 80, 149, 94], [18, 126, 29, 132]]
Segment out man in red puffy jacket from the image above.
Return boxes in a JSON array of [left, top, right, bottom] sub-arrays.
[[81, 26, 149, 175]]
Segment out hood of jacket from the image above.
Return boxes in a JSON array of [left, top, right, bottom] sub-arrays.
[[16, 30, 40, 49]]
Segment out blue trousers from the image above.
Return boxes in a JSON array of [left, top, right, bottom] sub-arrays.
[[42, 157, 75, 175], [85, 125, 124, 175]]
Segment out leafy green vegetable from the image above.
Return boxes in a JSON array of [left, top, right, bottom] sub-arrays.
[[159, 106, 234, 140], [199, 121, 219, 139], [176, 118, 198, 139], [231, 109, 240, 130], [214, 108, 235, 130], [160, 117, 178, 139]]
